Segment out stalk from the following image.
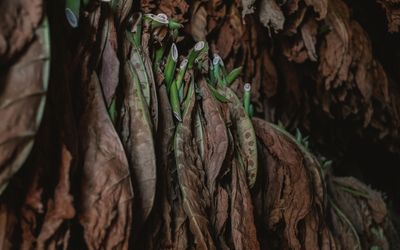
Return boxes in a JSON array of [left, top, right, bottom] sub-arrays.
[[212, 55, 227, 87], [129, 12, 143, 47], [188, 41, 205, 69], [226, 66, 242, 86], [144, 13, 169, 28], [65, 0, 80, 28], [164, 43, 178, 90], [154, 46, 165, 67], [243, 83, 251, 116], [176, 59, 188, 91], [170, 80, 182, 122]]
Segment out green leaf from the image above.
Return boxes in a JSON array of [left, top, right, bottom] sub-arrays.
[[164, 43, 178, 90], [226, 66, 242, 86], [208, 84, 229, 102], [169, 80, 182, 122]]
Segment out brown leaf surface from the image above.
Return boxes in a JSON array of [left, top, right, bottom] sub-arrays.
[[0, 17, 49, 194], [328, 176, 400, 250], [120, 60, 157, 230], [0, 0, 43, 62], [378, 0, 400, 32], [0, 204, 17, 250], [99, 15, 120, 107], [174, 83, 215, 250], [79, 73, 134, 250], [199, 79, 228, 196], [259, 0, 285, 33], [252, 117, 335, 249], [230, 153, 260, 250]]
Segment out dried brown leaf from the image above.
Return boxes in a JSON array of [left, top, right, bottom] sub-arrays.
[[230, 153, 260, 250], [120, 61, 157, 229], [0, 0, 43, 61], [199, 79, 228, 196], [259, 0, 285, 33], [0, 17, 49, 194], [174, 83, 216, 250], [79, 73, 133, 250]]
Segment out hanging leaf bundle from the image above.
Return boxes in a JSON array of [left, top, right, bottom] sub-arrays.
[[0, 0, 400, 249]]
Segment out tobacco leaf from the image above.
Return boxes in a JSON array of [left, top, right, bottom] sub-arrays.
[[220, 87, 257, 188], [98, 15, 120, 107], [120, 60, 157, 230], [0, 204, 17, 250], [214, 183, 230, 249], [79, 73, 134, 250], [141, 0, 157, 13], [174, 82, 216, 249], [154, 77, 175, 248], [113, 0, 134, 25], [190, 2, 208, 42], [259, 0, 285, 33], [241, 0, 256, 17], [301, 18, 318, 62], [304, 0, 328, 19], [172, 192, 191, 250], [252, 117, 335, 249], [328, 176, 400, 250], [198, 79, 228, 196], [230, 152, 260, 250], [141, 22, 159, 131], [267, 0, 400, 153], [194, 109, 206, 162], [129, 41, 152, 112], [0, 17, 49, 195], [157, 0, 190, 23], [377, 0, 400, 32], [34, 145, 75, 250], [0, 0, 43, 62]]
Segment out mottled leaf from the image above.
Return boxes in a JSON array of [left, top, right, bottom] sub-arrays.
[[120, 61, 157, 229], [174, 82, 216, 249]]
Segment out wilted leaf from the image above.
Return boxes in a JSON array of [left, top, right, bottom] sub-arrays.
[[259, 0, 285, 33], [0, 204, 17, 250], [0, 0, 44, 62], [198, 78, 228, 196], [0, 17, 50, 194], [120, 61, 157, 230], [328, 176, 400, 250], [252, 117, 335, 249], [174, 82, 216, 249], [220, 87, 257, 188], [230, 152, 260, 250], [98, 15, 120, 107], [79, 73, 134, 250]]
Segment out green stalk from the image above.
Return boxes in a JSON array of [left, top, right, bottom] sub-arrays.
[[226, 66, 242, 86], [187, 41, 205, 69], [65, 0, 80, 28], [176, 59, 188, 91], [164, 43, 178, 90], [144, 13, 169, 28], [169, 19, 183, 30], [243, 83, 251, 116], [153, 45, 165, 67], [170, 80, 182, 122], [108, 97, 117, 125], [249, 104, 254, 118], [212, 55, 227, 87], [129, 12, 143, 47]]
